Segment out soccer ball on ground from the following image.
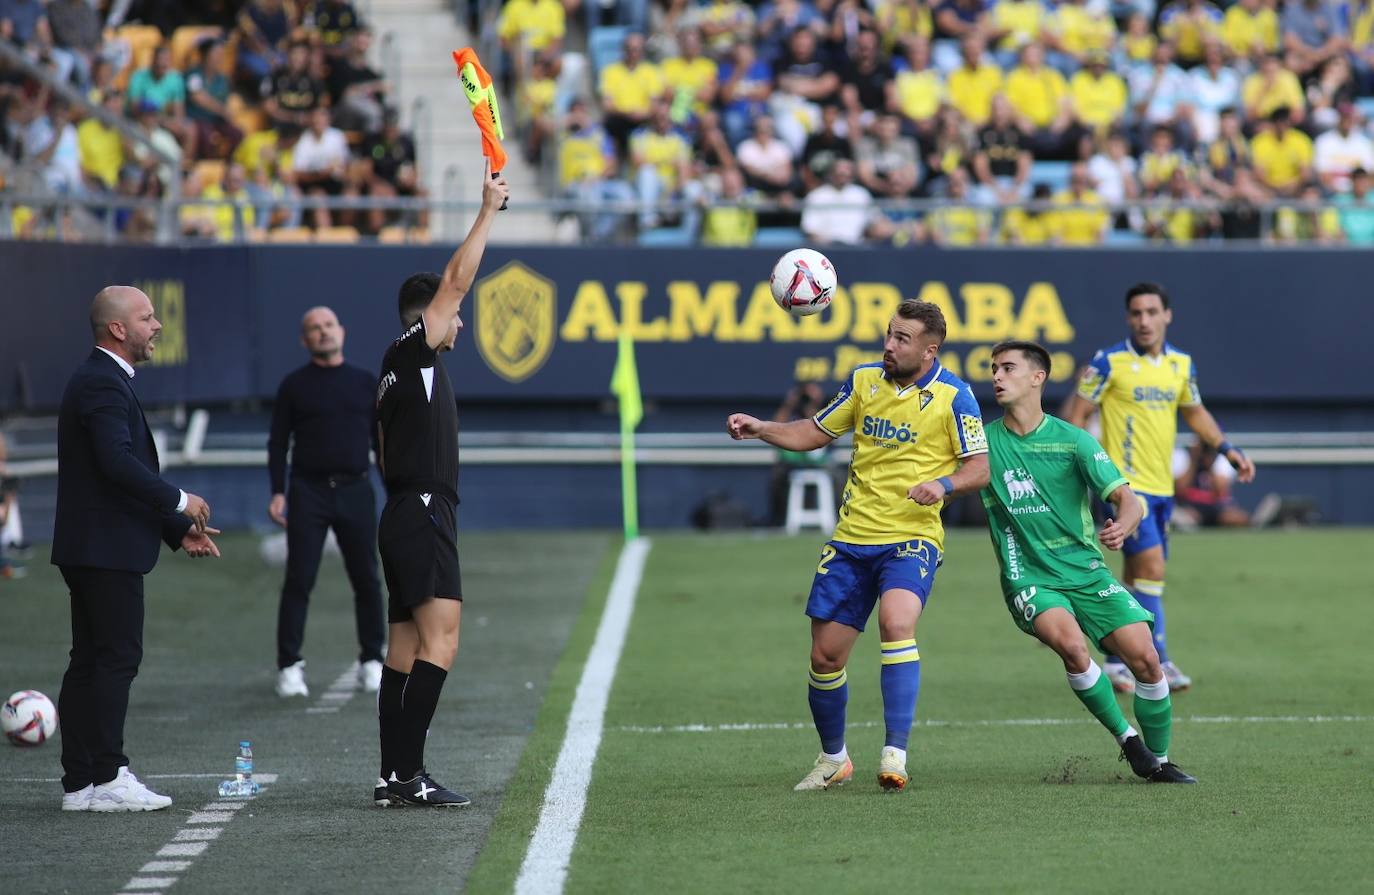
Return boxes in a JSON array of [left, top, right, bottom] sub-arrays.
[[770, 248, 837, 317], [3, 690, 57, 746]]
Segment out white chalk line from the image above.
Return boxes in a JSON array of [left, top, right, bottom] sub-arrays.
[[115, 773, 278, 895], [514, 538, 652, 895], [613, 715, 1374, 735]]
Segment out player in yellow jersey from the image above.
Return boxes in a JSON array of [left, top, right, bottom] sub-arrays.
[[1065, 282, 1256, 693], [727, 300, 990, 792]]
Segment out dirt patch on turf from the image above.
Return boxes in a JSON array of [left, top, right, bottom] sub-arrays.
[[1042, 754, 1093, 784]]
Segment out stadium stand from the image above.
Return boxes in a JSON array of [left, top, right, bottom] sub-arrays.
[[4, 0, 1374, 245]]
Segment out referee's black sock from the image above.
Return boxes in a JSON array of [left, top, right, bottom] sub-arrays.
[[398, 659, 447, 780], [378, 664, 408, 778]]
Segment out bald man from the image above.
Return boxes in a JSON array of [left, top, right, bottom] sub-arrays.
[[267, 306, 385, 698], [52, 285, 220, 813]]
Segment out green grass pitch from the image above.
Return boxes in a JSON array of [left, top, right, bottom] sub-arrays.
[[2, 529, 1370, 893]]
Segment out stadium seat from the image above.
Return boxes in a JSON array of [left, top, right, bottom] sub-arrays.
[[590, 26, 631, 77], [314, 226, 361, 244], [266, 227, 313, 243], [1105, 228, 1147, 247], [1029, 161, 1071, 194], [114, 25, 163, 87], [379, 227, 432, 244], [192, 159, 226, 188], [753, 226, 805, 248], [637, 226, 694, 247], [170, 25, 223, 70], [226, 94, 266, 135]]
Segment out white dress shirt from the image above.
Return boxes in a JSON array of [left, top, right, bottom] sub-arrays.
[[96, 346, 188, 513]]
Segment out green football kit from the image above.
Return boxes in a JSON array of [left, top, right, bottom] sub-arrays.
[[980, 414, 1154, 649]]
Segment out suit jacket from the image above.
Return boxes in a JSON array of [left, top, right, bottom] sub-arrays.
[[51, 348, 193, 574]]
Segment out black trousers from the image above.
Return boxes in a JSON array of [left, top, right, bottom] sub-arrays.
[[277, 476, 385, 669], [57, 565, 144, 792]]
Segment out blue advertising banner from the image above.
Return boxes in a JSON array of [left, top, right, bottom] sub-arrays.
[[2, 242, 1368, 410]]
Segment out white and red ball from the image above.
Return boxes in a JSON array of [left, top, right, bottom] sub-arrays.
[[769, 248, 837, 317], [3, 690, 57, 746]]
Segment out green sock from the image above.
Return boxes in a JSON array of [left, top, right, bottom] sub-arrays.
[[1067, 662, 1130, 739], [1133, 677, 1173, 758]]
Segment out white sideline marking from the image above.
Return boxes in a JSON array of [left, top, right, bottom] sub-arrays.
[[305, 665, 361, 715], [114, 778, 278, 895], [514, 538, 652, 895], [614, 714, 1374, 734]]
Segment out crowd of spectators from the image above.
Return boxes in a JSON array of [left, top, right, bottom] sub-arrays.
[[492, 0, 1374, 244], [1, 0, 426, 241]]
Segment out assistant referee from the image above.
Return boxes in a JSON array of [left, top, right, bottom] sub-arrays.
[[268, 306, 385, 699]]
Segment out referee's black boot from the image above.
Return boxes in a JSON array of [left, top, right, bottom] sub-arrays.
[[1148, 762, 1198, 784], [1118, 735, 1161, 779], [385, 771, 472, 807]]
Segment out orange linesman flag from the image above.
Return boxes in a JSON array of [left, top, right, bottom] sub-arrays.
[[453, 47, 508, 175]]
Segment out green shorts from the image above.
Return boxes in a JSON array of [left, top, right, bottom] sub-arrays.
[[1003, 572, 1154, 651]]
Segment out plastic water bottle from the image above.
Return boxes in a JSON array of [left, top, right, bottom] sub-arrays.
[[217, 740, 262, 798]]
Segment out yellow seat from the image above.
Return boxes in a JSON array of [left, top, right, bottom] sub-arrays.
[[114, 25, 163, 89], [193, 159, 226, 187], [170, 25, 224, 70], [406, 228, 431, 244], [226, 95, 267, 135], [267, 227, 314, 243], [314, 226, 360, 243], [378, 225, 407, 244]]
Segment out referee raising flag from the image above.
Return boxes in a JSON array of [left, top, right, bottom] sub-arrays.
[[372, 159, 509, 808]]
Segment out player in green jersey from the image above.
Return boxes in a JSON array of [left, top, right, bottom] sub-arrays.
[[980, 340, 1196, 783]]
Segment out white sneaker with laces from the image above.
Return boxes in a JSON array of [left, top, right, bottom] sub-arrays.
[[88, 767, 172, 812], [276, 660, 309, 698], [358, 659, 383, 693], [793, 753, 854, 791], [61, 784, 93, 811]]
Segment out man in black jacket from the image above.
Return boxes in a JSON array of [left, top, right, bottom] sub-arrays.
[[52, 285, 219, 813]]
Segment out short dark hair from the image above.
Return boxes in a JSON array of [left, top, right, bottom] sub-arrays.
[[398, 272, 440, 326], [991, 340, 1051, 375], [1125, 281, 1169, 310], [894, 299, 947, 345]]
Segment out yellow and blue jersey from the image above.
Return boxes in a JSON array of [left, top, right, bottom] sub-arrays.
[[1076, 340, 1200, 497], [813, 361, 987, 549]]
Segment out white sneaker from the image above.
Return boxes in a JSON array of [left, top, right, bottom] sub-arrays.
[[357, 659, 383, 692], [1162, 661, 1193, 692], [877, 746, 910, 792], [88, 767, 172, 812], [1104, 662, 1136, 693], [61, 784, 93, 812], [793, 753, 854, 791], [276, 660, 309, 698]]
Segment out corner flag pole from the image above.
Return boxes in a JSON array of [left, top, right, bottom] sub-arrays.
[[609, 329, 643, 540]]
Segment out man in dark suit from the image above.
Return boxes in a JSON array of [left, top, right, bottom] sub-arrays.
[[52, 285, 220, 813]]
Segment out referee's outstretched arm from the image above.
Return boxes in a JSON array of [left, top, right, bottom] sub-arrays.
[[420, 159, 511, 351]]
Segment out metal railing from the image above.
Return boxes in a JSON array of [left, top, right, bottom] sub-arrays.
[[0, 190, 1366, 246]]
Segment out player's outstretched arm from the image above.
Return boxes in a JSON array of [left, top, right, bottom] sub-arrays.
[[726, 414, 833, 451], [908, 452, 990, 505], [422, 159, 510, 349], [1179, 403, 1256, 483], [1099, 483, 1144, 551]]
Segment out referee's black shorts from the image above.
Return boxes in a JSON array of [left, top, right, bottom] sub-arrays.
[[378, 490, 462, 623]]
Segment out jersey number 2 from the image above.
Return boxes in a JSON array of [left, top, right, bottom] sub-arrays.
[[816, 544, 837, 575]]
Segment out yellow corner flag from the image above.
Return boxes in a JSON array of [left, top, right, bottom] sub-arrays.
[[610, 329, 642, 538]]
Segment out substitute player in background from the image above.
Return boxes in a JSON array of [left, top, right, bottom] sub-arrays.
[[1065, 283, 1255, 692], [983, 341, 1195, 783], [727, 300, 990, 792], [372, 161, 508, 808]]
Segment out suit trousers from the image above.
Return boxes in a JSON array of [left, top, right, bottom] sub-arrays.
[[57, 565, 144, 792], [277, 476, 385, 669]]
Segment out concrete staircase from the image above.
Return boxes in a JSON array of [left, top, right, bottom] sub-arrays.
[[367, 0, 556, 242]]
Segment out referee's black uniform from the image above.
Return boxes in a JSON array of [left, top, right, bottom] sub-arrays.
[[268, 361, 385, 670], [374, 316, 461, 617]]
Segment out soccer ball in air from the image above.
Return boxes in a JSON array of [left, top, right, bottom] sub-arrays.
[[3, 690, 57, 746], [770, 248, 837, 316]]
